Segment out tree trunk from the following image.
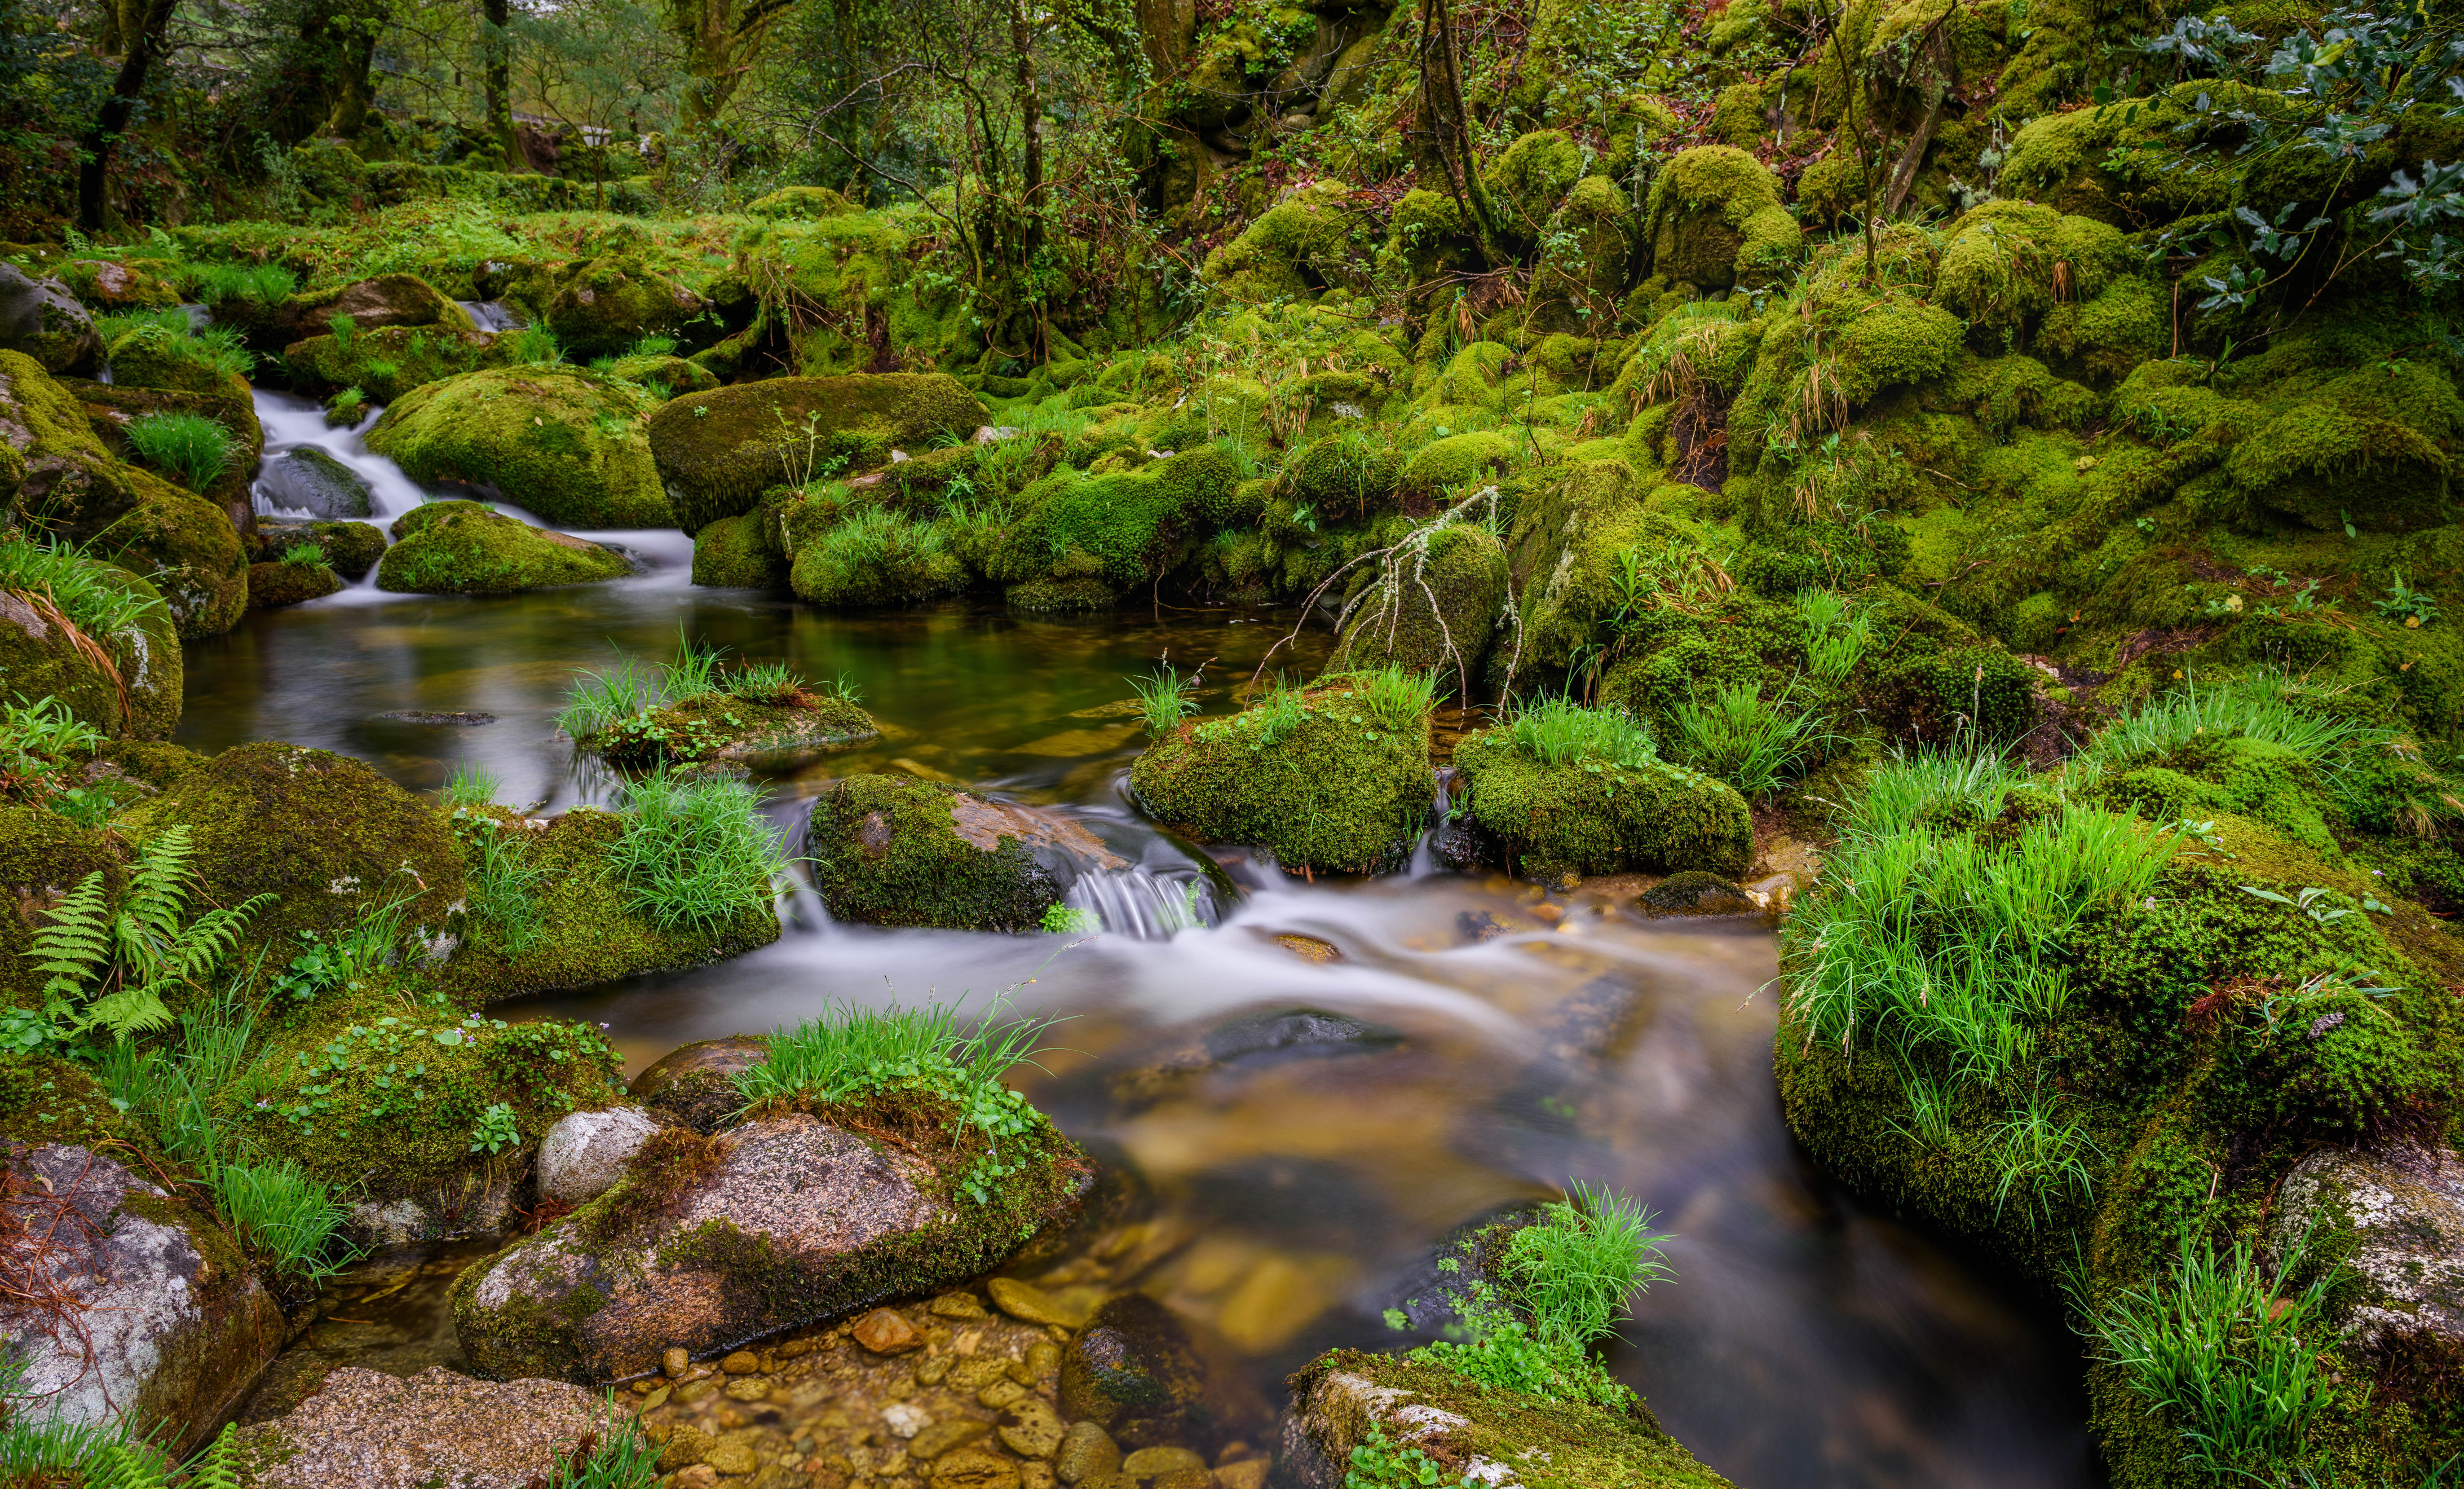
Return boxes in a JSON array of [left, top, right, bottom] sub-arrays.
[[77, 0, 178, 234], [1412, 0, 1500, 263], [325, 24, 379, 138], [482, 0, 517, 167]]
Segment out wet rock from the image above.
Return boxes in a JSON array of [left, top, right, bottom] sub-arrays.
[[1326, 525, 1508, 677], [912, 1417, 992, 1457], [236, 1365, 630, 1489], [535, 255, 708, 359], [279, 273, 473, 342], [0, 1142, 281, 1455], [574, 688, 880, 771], [2274, 1142, 2464, 1365], [629, 1035, 771, 1134], [365, 366, 673, 528], [246, 557, 343, 609], [344, 1161, 530, 1248], [1637, 870, 1757, 917], [373, 710, 497, 725], [851, 1307, 922, 1354], [263, 517, 386, 579], [1268, 932, 1340, 963], [805, 774, 1125, 932], [0, 263, 99, 374], [931, 1447, 1022, 1489], [257, 445, 375, 518], [646, 372, 990, 532], [453, 1110, 1089, 1382], [931, 1290, 992, 1319], [999, 1397, 1067, 1457], [1059, 1294, 1205, 1428], [1202, 1008, 1403, 1066], [374, 499, 634, 595], [1450, 727, 1752, 880], [988, 1276, 1094, 1329], [1054, 1420, 1121, 1483], [537, 1105, 661, 1208]]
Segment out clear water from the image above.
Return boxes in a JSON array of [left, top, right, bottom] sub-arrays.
[[198, 425, 2100, 1488]]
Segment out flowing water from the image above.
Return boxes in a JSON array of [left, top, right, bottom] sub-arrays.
[[197, 417, 2102, 1489]]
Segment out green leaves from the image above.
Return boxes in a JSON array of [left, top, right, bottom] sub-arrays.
[[23, 826, 273, 1039]]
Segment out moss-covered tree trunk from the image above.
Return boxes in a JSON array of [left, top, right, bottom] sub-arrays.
[[76, 0, 178, 234], [481, 0, 518, 168]]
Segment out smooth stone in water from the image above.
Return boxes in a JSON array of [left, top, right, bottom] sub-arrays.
[[257, 445, 375, 518], [535, 1104, 660, 1207], [998, 1397, 1066, 1458], [1053, 1421, 1120, 1483], [911, 1417, 992, 1459], [930, 1447, 1022, 1489], [1059, 1294, 1204, 1425], [233, 1366, 622, 1489], [851, 1307, 922, 1354], [988, 1276, 1092, 1328], [1121, 1447, 1206, 1477]]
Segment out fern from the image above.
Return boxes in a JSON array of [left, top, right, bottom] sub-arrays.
[[83, 1444, 170, 1489], [27, 871, 112, 1019], [184, 1423, 240, 1489], [21, 828, 273, 1038]]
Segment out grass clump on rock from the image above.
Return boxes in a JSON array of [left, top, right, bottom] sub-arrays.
[[558, 633, 878, 768], [1453, 696, 1752, 879]]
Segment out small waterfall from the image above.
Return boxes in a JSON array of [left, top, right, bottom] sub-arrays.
[[458, 301, 527, 333], [1403, 767, 1456, 879], [1061, 864, 1224, 940]]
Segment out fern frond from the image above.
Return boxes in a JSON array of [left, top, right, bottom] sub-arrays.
[[80, 984, 175, 1038], [118, 826, 201, 984], [83, 1443, 171, 1489], [185, 1421, 241, 1489], [164, 895, 274, 988], [25, 870, 113, 993]]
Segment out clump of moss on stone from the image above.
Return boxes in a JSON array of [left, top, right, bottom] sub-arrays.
[[802, 774, 1084, 931], [1454, 725, 1752, 879], [365, 368, 671, 529], [374, 500, 633, 594], [646, 375, 990, 534]]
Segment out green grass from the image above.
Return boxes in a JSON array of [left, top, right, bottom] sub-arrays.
[[1503, 694, 1657, 769], [542, 1404, 661, 1489], [184, 260, 297, 304], [1128, 664, 1200, 734], [2088, 1225, 2336, 1479], [628, 333, 679, 358], [718, 659, 805, 704], [1248, 672, 1309, 749], [1666, 678, 1834, 796], [465, 821, 550, 955], [557, 659, 663, 739], [0, 533, 164, 644], [1798, 588, 1871, 682], [0, 1351, 176, 1481], [605, 770, 784, 935], [213, 1158, 358, 1283], [2080, 668, 2384, 786], [442, 763, 502, 808], [123, 412, 235, 493], [657, 627, 725, 702], [279, 542, 326, 569], [507, 325, 564, 364]]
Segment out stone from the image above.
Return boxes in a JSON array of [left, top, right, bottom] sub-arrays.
[[647, 372, 991, 532], [852, 1307, 922, 1354], [931, 1292, 991, 1319], [911, 1417, 992, 1459], [706, 1440, 761, 1474], [1200, 1008, 1402, 1066], [803, 775, 1127, 932], [885, 1400, 933, 1437], [1151, 1473, 1212, 1489], [246, 558, 344, 609], [1122, 1447, 1207, 1477], [664, 1346, 690, 1377], [256, 445, 375, 519], [374, 499, 634, 595], [1059, 1294, 1205, 1426], [453, 1111, 1089, 1381], [2274, 1142, 2464, 1364], [988, 1277, 1093, 1329], [931, 1447, 1023, 1489], [0, 1142, 281, 1455], [1054, 1420, 1121, 1483], [721, 1350, 761, 1374], [1213, 1461, 1269, 1489], [674, 1467, 722, 1489], [628, 1035, 772, 1134], [235, 1366, 631, 1488], [536, 1105, 662, 1207], [997, 1397, 1066, 1458], [0, 264, 99, 374], [364, 366, 673, 528], [724, 1376, 770, 1401]]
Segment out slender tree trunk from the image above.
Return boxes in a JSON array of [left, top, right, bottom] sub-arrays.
[[77, 0, 177, 234], [1412, 0, 1500, 263], [482, 0, 517, 166]]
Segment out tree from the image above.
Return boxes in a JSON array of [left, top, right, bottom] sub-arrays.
[[76, 0, 176, 232]]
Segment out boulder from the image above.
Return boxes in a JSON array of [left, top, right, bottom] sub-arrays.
[[0, 263, 99, 374], [537, 1105, 661, 1208], [374, 500, 634, 594], [257, 445, 376, 519], [1639, 146, 1801, 292], [535, 255, 707, 359], [452, 1109, 1090, 1381], [2273, 1143, 2464, 1366], [803, 774, 1125, 931], [282, 323, 513, 403], [599, 351, 720, 397], [1059, 1294, 1208, 1430], [0, 566, 184, 740], [264, 518, 386, 579], [0, 1142, 281, 1457], [627, 1036, 771, 1134], [63, 378, 263, 535], [280, 274, 473, 342], [248, 557, 345, 608], [235, 1365, 634, 1489], [58, 258, 179, 310], [690, 511, 786, 588], [1450, 728, 1752, 879], [365, 368, 672, 528], [101, 324, 251, 402], [1326, 526, 1508, 679], [647, 374, 990, 533]]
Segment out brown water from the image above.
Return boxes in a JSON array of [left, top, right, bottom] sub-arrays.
[[186, 577, 2100, 1489]]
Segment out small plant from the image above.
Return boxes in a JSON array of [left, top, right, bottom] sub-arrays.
[[0, 532, 162, 644], [2238, 883, 2356, 927], [187, 261, 297, 304], [628, 332, 679, 358], [509, 325, 563, 364], [1503, 694, 1656, 770], [279, 542, 326, 569], [1354, 665, 1442, 732], [469, 1100, 521, 1155], [1666, 678, 1835, 796], [719, 659, 812, 706], [326, 311, 359, 346], [123, 412, 235, 492], [263, 886, 422, 1004], [2375, 569, 2439, 628], [541, 1407, 663, 1489], [557, 659, 663, 740], [1344, 1423, 1479, 1488], [1798, 589, 1872, 682], [0, 696, 105, 817], [1128, 663, 1200, 735], [604, 770, 785, 935], [27, 826, 273, 1037], [442, 763, 502, 808], [213, 1158, 357, 1281], [657, 625, 725, 702], [326, 387, 368, 422], [1039, 904, 1099, 934]]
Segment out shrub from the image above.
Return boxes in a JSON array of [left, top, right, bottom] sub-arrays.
[[123, 412, 236, 493], [603, 770, 784, 935]]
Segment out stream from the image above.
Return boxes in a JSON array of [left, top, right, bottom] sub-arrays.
[[187, 401, 2103, 1489]]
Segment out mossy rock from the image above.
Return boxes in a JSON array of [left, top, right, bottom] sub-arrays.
[[247, 559, 344, 609], [1128, 680, 1435, 874], [0, 264, 99, 375], [1328, 526, 1509, 677], [536, 256, 706, 360], [0, 806, 126, 1011], [599, 353, 718, 398], [690, 512, 786, 588], [366, 368, 671, 529], [432, 807, 781, 1005], [1199, 179, 1369, 303], [63, 378, 263, 521], [803, 774, 1121, 931], [577, 690, 879, 769], [1641, 146, 1801, 290], [282, 323, 513, 403], [255, 447, 374, 520], [374, 501, 633, 595], [263, 519, 386, 580], [1489, 129, 1585, 232], [276, 274, 471, 344], [745, 186, 855, 220], [0, 564, 183, 739], [125, 739, 465, 952], [0, 1052, 123, 1148], [646, 375, 990, 534], [103, 468, 249, 641], [628, 1036, 771, 1135], [101, 326, 250, 403], [787, 509, 968, 608], [1933, 201, 2138, 336], [59, 260, 175, 313], [1452, 729, 1753, 880]]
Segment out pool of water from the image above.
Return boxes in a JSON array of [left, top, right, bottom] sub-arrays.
[[191, 442, 2100, 1487]]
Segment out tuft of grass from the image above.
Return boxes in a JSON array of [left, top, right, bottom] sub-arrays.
[[278, 542, 326, 569], [2081, 668, 2390, 801], [442, 763, 502, 808], [213, 1158, 357, 1283], [557, 659, 663, 739], [1798, 589, 1871, 682], [465, 822, 550, 954], [718, 659, 815, 706], [1353, 664, 1442, 732], [186, 260, 297, 304], [541, 1403, 662, 1489], [507, 325, 563, 364], [657, 626, 725, 702], [1666, 677, 1834, 796], [1504, 694, 1657, 770], [604, 770, 784, 935], [123, 412, 235, 493], [627, 333, 679, 358], [1128, 664, 1200, 735], [1247, 672, 1309, 750], [0, 1350, 174, 1479]]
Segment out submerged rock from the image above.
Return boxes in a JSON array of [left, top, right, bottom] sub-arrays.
[[257, 445, 376, 518], [452, 1109, 1089, 1381], [804, 774, 1125, 932], [0, 1142, 281, 1456], [235, 1365, 631, 1489], [374, 499, 633, 594]]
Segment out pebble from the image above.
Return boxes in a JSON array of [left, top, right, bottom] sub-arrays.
[[1213, 1461, 1270, 1489], [673, 1466, 720, 1489], [1025, 1341, 1060, 1377], [722, 1377, 770, 1402], [911, 1417, 992, 1460], [931, 1447, 1022, 1489], [987, 1277, 1086, 1328], [677, 1378, 718, 1404], [639, 1385, 670, 1411], [720, 1350, 761, 1375], [996, 1397, 1065, 1459], [931, 1292, 991, 1319], [853, 1307, 923, 1354], [1053, 1421, 1120, 1483], [664, 1346, 690, 1378], [1152, 1473, 1213, 1489], [979, 1378, 1025, 1408], [705, 1442, 759, 1474], [1122, 1446, 1207, 1477], [883, 1400, 932, 1438]]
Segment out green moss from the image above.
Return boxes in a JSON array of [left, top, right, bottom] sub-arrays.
[[2225, 403, 2452, 534], [535, 255, 705, 359], [365, 368, 670, 529], [788, 508, 969, 607], [745, 186, 855, 220], [374, 500, 633, 594], [1201, 180, 1370, 303], [0, 1052, 124, 1148], [247, 559, 343, 609], [646, 374, 990, 534], [579, 690, 878, 769], [283, 324, 514, 403], [1454, 728, 1752, 879], [98, 466, 248, 641], [1490, 130, 1586, 233], [802, 774, 1071, 931], [1128, 679, 1434, 873], [1330, 526, 1511, 676], [690, 512, 786, 588], [1934, 202, 2138, 334], [1640, 147, 1801, 290], [1400, 431, 1517, 502], [0, 559, 180, 739]]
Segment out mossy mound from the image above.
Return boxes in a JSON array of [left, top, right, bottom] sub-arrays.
[[1452, 729, 1752, 879], [0, 563, 183, 739], [103, 465, 249, 640], [1128, 680, 1435, 874], [246, 559, 344, 609], [803, 774, 1117, 931], [0, 1052, 124, 1149], [532, 256, 706, 359], [365, 368, 670, 529], [646, 374, 990, 534], [125, 739, 465, 951], [1640, 146, 1801, 290], [745, 186, 855, 220], [101, 325, 251, 402], [374, 500, 633, 594], [282, 323, 513, 403], [689, 512, 785, 588], [576, 690, 878, 769], [1200, 179, 1371, 303], [263, 519, 386, 580], [1328, 526, 1510, 677], [0, 264, 100, 373], [598, 352, 717, 398], [433, 807, 781, 1005]]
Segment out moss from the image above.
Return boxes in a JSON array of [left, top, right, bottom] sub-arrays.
[[745, 186, 855, 220], [0, 1052, 123, 1148], [2224, 403, 2452, 534], [102, 327, 251, 403], [268, 519, 386, 580], [690, 512, 786, 588], [1329, 526, 1511, 676], [1399, 431, 1516, 503], [535, 255, 705, 359], [374, 500, 633, 594], [579, 690, 878, 769], [600, 353, 718, 397], [646, 374, 990, 534], [1933, 202, 2138, 335], [1200, 180, 1371, 303], [98, 466, 248, 641], [2039, 276, 2171, 385], [283, 274, 470, 338], [1453, 728, 1752, 879], [788, 508, 968, 607], [1640, 147, 1801, 290], [1832, 299, 1967, 404], [1490, 130, 1585, 234], [988, 466, 1195, 591], [1293, 434, 1402, 519], [1128, 679, 1434, 874], [282, 323, 513, 403], [0, 560, 180, 739], [125, 739, 465, 951], [0, 807, 125, 1011], [247, 559, 343, 609], [433, 807, 781, 1005], [65, 378, 263, 519], [802, 774, 1072, 931], [365, 368, 671, 529]]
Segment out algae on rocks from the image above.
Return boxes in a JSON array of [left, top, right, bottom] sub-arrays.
[[803, 774, 1124, 931]]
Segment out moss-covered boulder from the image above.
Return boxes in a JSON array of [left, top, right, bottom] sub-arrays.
[[276, 274, 471, 343], [1200, 179, 1371, 302], [0, 265, 100, 374], [64, 378, 263, 529], [627, 1036, 771, 1135], [58, 258, 179, 311], [1451, 728, 1753, 879], [600, 351, 719, 398], [452, 1104, 1091, 1381], [366, 368, 670, 529], [104, 466, 249, 640], [0, 567, 183, 740], [0, 808, 126, 1012], [256, 446, 374, 519], [1329, 527, 1509, 677], [690, 512, 785, 588], [126, 740, 464, 951], [1640, 146, 1801, 290], [264, 518, 386, 580], [1128, 679, 1436, 874], [647, 374, 989, 533], [746, 186, 855, 220], [248, 558, 344, 609], [576, 688, 878, 770], [803, 774, 1124, 931], [282, 322, 512, 403], [533, 256, 706, 359], [374, 500, 633, 594], [101, 325, 252, 402]]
